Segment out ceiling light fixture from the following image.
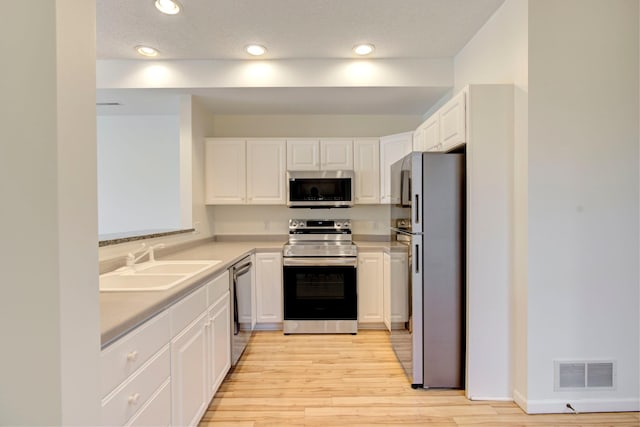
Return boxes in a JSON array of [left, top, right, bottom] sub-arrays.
[[155, 0, 181, 15], [135, 45, 159, 57], [245, 44, 267, 56], [353, 43, 375, 56]]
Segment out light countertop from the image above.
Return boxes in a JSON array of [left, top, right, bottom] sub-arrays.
[[100, 239, 404, 348]]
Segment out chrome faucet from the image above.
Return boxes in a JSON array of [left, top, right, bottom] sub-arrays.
[[125, 243, 166, 266]]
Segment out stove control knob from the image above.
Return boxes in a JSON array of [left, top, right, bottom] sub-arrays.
[[290, 220, 299, 228], [335, 221, 342, 228]]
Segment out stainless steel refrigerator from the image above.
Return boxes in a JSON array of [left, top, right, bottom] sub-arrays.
[[389, 151, 465, 389]]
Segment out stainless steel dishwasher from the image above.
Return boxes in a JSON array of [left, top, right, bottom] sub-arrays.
[[231, 256, 254, 366]]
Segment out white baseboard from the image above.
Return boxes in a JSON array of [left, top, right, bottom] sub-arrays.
[[253, 323, 282, 331], [468, 396, 513, 401], [512, 390, 639, 414]]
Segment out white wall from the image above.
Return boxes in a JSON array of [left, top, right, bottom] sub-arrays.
[[210, 205, 388, 236], [98, 96, 217, 262], [97, 115, 181, 237], [189, 96, 217, 239], [453, 0, 529, 400], [210, 114, 422, 138], [526, 0, 639, 413], [0, 1, 100, 424]]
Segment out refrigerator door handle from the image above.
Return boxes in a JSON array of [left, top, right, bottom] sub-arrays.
[[415, 194, 420, 224], [415, 243, 420, 274]]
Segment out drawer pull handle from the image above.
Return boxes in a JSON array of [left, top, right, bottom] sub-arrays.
[[126, 350, 138, 362], [128, 393, 140, 405]]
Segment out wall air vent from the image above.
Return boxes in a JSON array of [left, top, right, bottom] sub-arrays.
[[554, 360, 616, 391]]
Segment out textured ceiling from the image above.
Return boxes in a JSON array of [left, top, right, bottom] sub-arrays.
[[96, 0, 505, 115], [97, 0, 505, 60]]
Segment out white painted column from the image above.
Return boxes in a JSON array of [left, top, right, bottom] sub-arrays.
[[0, 1, 99, 425]]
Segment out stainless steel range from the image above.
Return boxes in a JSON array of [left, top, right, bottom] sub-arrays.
[[282, 219, 358, 334]]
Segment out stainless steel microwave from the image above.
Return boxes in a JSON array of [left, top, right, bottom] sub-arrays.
[[286, 170, 354, 208]]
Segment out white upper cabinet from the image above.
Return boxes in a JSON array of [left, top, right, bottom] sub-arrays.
[[320, 138, 353, 170], [246, 139, 286, 204], [287, 138, 353, 171], [414, 114, 440, 152], [439, 90, 467, 151], [206, 138, 286, 205], [286, 139, 320, 170], [205, 138, 246, 204], [353, 138, 380, 204], [423, 114, 441, 152], [379, 131, 413, 204], [412, 88, 467, 153]]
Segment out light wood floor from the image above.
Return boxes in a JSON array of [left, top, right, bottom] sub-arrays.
[[199, 331, 639, 426]]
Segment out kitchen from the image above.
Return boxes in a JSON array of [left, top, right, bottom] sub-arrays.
[[2, 0, 639, 426]]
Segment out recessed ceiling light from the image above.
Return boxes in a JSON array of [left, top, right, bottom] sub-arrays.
[[353, 43, 375, 56], [135, 45, 159, 57], [155, 0, 181, 15], [245, 44, 267, 56]]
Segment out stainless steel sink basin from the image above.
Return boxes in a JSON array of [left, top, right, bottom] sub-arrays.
[[99, 260, 222, 292]]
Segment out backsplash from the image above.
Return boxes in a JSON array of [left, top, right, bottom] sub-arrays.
[[208, 205, 389, 236]]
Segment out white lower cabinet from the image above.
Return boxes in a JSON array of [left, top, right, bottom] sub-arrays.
[[255, 252, 283, 325], [124, 378, 171, 427], [100, 310, 171, 427], [170, 310, 209, 427], [357, 252, 384, 325], [101, 269, 234, 427], [101, 345, 171, 427], [207, 273, 231, 399], [383, 251, 408, 331], [383, 253, 391, 330]]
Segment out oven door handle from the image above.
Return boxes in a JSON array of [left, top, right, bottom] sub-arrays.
[[283, 257, 357, 267]]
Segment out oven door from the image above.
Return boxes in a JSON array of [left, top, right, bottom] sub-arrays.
[[283, 257, 357, 321]]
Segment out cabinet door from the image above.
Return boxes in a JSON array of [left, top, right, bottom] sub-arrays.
[[255, 252, 283, 323], [246, 139, 286, 204], [171, 312, 209, 427], [413, 127, 425, 152], [423, 114, 441, 152], [124, 379, 171, 427], [357, 252, 384, 324], [439, 91, 466, 151], [286, 139, 320, 170], [379, 132, 413, 204], [353, 138, 380, 204], [208, 292, 231, 399], [320, 139, 353, 170], [205, 138, 246, 204], [383, 252, 391, 331], [390, 252, 408, 326]]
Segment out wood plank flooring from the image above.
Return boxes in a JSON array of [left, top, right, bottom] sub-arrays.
[[199, 331, 639, 426]]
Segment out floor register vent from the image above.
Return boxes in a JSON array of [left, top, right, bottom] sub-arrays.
[[554, 360, 616, 391]]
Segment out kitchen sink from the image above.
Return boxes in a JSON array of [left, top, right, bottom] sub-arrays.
[[99, 260, 221, 292], [134, 260, 221, 275]]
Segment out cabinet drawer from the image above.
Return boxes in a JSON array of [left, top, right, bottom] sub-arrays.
[[170, 285, 207, 337], [101, 345, 171, 427], [125, 378, 171, 427], [101, 311, 170, 397], [208, 270, 230, 306]]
